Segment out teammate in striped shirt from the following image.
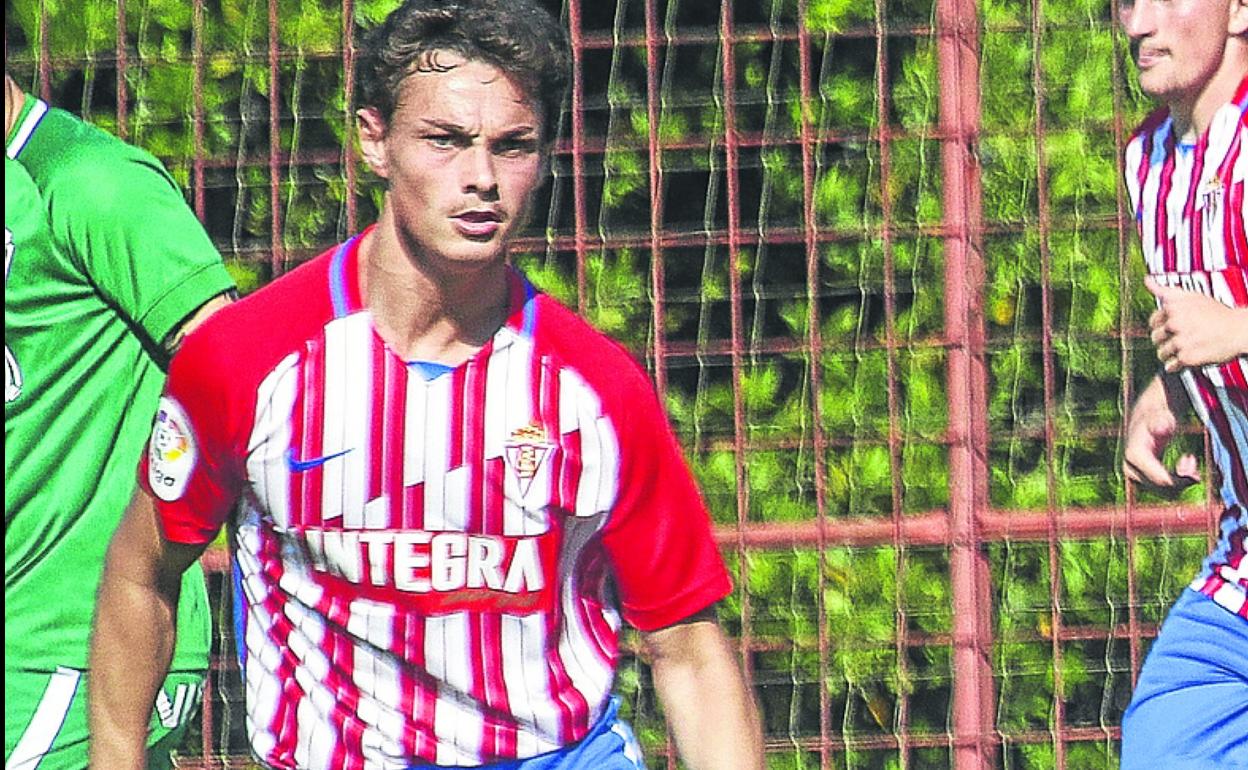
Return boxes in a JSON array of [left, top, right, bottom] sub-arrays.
[[88, 1, 764, 768], [1118, 1, 1248, 767]]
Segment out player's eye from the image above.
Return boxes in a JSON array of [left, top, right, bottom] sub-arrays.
[[426, 133, 464, 149], [495, 138, 538, 157]]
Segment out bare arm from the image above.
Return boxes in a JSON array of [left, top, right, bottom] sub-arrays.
[[643, 606, 764, 770], [88, 492, 208, 770]]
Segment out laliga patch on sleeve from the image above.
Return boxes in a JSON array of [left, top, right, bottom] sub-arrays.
[[149, 397, 197, 501]]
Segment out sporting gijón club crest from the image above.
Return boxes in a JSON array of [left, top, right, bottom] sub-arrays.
[[503, 423, 554, 498]]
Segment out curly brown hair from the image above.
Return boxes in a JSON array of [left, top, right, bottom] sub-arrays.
[[356, 0, 570, 141]]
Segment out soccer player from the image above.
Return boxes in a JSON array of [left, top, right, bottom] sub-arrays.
[[5, 73, 235, 769], [88, 1, 764, 768], [1118, 1, 1248, 766]]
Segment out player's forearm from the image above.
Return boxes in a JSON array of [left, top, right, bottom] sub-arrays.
[[88, 494, 198, 770], [89, 563, 180, 769], [646, 619, 764, 770]]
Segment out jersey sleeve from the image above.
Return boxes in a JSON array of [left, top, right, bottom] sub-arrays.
[[47, 143, 234, 346], [138, 327, 248, 544], [598, 374, 733, 632]]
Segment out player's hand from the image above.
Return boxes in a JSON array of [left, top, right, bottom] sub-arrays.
[[1123, 374, 1200, 491], [1145, 276, 1248, 373]]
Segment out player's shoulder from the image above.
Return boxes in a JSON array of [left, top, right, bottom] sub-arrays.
[[177, 248, 338, 378], [528, 290, 658, 410], [21, 107, 159, 190]]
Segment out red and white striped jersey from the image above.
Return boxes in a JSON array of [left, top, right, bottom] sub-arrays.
[[140, 232, 732, 768], [1124, 75, 1248, 619]]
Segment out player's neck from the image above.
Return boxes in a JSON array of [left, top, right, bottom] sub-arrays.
[[4, 77, 24, 142], [358, 224, 511, 366], [1169, 51, 1247, 143]]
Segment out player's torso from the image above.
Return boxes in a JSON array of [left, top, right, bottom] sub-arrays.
[[1128, 97, 1247, 295], [1126, 89, 1248, 613], [230, 300, 626, 765]]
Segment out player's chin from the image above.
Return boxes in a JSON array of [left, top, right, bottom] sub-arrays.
[[443, 243, 511, 272]]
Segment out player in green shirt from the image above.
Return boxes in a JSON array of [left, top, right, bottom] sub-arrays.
[[5, 73, 235, 770]]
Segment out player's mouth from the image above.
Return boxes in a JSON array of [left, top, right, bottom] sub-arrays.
[[1136, 47, 1166, 70], [452, 209, 504, 239]]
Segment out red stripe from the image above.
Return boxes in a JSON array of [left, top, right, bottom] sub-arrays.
[[450, 366, 467, 470], [464, 355, 494, 759], [288, 371, 308, 528], [537, 360, 591, 741], [323, 595, 366, 769], [1187, 132, 1207, 271], [303, 338, 326, 528], [1156, 131, 1178, 272], [466, 357, 487, 533], [1216, 122, 1245, 269], [260, 535, 302, 767], [384, 354, 407, 529], [411, 617, 438, 759], [1234, 74, 1248, 108], [559, 430, 582, 516], [368, 338, 386, 506]]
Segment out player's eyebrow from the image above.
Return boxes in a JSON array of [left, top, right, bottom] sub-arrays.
[[416, 118, 539, 138], [417, 118, 475, 136]]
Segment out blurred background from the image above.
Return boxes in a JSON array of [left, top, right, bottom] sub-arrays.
[[5, 0, 1222, 766]]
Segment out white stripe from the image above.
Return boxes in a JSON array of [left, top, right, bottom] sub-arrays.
[[501, 613, 562, 756], [483, 343, 512, 464], [557, 369, 618, 519], [285, 596, 335, 770], [422, 374, 454, 530], [5, 99, 48, 160], [6, 666, 80, 770], [323, 314, 373, 526], [1124, 134, 1144, 217], [427, 614, 483, 764], [247, 354, 300, 529], [1171, 145, 1194, 273], [237, 517, 282, 762], [403, 369, 427, 487], [348, 599, 406, 770], [443, 466, 471, 530]]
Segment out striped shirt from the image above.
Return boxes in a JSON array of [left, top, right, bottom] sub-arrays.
[[141, 232, 732, 768], [1124, 75, 1248, 618]]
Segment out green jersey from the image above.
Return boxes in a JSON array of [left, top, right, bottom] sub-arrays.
[[4, 95, 234, 681]]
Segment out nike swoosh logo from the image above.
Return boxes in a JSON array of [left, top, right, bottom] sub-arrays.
[[286, 447, 353, 472]]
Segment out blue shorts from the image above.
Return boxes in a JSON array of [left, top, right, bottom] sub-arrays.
[[1121, 588, 1248, 769], [409, 697, 646, 770]]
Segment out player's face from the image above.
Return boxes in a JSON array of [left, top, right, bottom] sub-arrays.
[[358, 54, 546, 275], [1119, 0, 1236, 105]]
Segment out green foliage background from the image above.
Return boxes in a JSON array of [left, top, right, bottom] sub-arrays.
[[5, 0, 1217, 767]]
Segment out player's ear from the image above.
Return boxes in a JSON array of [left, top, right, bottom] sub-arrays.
[[357, 106, 390, 179], [1231, 0, 1248, 36]]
